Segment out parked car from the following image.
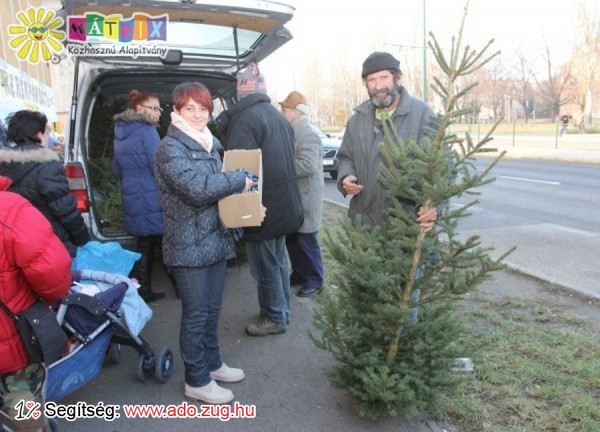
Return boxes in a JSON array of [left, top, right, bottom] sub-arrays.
[[309, 124, 340, 180], [61, 0, 295, 246]]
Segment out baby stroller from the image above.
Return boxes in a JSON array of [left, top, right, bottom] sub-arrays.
[[45, 269, 174, 402]]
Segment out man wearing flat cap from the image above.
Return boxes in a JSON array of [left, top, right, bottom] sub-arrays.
[[336, 51, 439, 230], [280, 91, 324, 298]]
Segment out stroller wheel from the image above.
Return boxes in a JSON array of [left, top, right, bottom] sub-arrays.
[[155, 347, 175, 383], [108, 344, 122, 364], [136, 353, 154, 382]]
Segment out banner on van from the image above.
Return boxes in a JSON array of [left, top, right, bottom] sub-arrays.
[[65, 11, 169, 59]]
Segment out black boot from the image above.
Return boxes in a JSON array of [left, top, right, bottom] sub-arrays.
[[134, 236, 165, 302], [139, 290, 165, 302]]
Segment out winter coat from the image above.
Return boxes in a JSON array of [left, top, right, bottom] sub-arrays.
[[0, 143, 90, 256], [154, 125, 247, 268], [336, 87, 436, 227], [0, 119, 7, 148], [216, 93, 304, 242], [291, 116, 324, 233], [0, 176, 72, 374], [113, 109, 163, 237]]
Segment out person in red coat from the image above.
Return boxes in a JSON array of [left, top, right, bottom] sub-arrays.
[[0, 175, 71, 432]]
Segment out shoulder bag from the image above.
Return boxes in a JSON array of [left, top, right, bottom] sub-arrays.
[[0, 299, 68, 365]]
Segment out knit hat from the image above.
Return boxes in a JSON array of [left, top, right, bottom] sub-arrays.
[[237, 62, 267, 99], [361, 52, 401, 78], [279, 91, 308, 115]]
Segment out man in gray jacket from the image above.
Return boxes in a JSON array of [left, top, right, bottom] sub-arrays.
[[280, 91, 324, 297], [337, 51, 439, 231]]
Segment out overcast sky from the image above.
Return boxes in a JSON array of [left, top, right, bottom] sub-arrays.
[[261, 0, 597, 98]]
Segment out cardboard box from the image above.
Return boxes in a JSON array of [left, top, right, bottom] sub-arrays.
[[218, 149, 263, 228]]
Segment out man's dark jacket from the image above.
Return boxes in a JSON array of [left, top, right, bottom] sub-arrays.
[[216, 93, 303, 242]]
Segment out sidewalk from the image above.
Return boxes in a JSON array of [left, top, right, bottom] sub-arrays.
[[58, 265, 447, 432], [480, 134, 600, 165]]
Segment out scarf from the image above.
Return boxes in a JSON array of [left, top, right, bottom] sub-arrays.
[[170, 112, 213, 153]]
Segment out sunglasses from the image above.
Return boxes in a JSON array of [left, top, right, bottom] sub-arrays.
[[142, 105, 163, 113], [29, 26, 47, 33]]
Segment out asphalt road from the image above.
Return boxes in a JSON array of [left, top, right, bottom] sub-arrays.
[[323, 157, 600, 299]]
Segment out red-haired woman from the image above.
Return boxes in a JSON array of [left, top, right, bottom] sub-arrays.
[[154, 82, 257, 404], [113, 89, 167, 302]]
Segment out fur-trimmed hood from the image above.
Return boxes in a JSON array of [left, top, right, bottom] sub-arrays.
[[0, 144, 62, 189], [113, 108, 156, 125], [113, 109, 158, 141], [0, 144, 60, 164]]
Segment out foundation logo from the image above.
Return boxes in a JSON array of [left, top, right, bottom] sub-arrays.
[[67, 12, 168, 43], [8, 7, 66, 64], [65, 12, 169, 58]]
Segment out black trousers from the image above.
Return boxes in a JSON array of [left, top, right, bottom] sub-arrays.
[[132, 235, 176, 293]]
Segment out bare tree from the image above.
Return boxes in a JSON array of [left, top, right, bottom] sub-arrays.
[[299, 52, 324, 124], [510, 50, 535, 123], [480, 58, 506, 120], [534, 42, 574, 119], [570, 2, 600, 124]]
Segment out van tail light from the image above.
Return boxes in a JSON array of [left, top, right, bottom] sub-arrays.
[[65, 162, 90, 212]]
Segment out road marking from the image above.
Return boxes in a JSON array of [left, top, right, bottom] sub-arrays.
[[553, 225, 598, 237], [498, 175, 560, 185]]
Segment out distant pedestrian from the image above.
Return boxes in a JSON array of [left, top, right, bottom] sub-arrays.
[[559, 113, 571, 136], [279, 90, 325, 297]]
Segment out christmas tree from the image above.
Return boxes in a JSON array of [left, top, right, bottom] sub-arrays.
[[312, 3, 515, 419]]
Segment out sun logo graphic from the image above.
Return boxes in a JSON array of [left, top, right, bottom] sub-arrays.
[[8, 7, 66, 64]]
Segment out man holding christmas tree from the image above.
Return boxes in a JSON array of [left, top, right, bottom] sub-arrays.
[[337, 52, 439, 230]]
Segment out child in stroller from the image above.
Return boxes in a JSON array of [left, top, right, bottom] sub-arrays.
[[45, 269, 174, 402]]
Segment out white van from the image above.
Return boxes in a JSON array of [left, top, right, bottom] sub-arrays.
[[60, 0, 295, 246]]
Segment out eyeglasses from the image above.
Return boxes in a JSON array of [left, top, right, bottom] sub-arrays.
[[30, 26, 47, 33], [142, 105, 163, 113]]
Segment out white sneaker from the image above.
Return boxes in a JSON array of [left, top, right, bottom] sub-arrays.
[[185, 380, 234, 404], [210, 362, 245, 383]]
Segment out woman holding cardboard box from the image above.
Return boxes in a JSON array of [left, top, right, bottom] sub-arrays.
[[154, 81, 254, 405]]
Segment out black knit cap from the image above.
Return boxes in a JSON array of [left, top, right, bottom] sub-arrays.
[[361, 52, 401, 78]]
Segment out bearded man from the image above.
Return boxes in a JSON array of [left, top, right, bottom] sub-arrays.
[[336, 51, 439, 229]]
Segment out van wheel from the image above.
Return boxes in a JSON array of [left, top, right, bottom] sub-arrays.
[[330, 171, 338, 180]]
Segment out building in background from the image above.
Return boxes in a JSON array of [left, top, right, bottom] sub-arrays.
[[0, 0, 69, 132]]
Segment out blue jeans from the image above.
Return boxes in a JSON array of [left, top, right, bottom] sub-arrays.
[[171, 260, 226, 387], [245, 236, 290, 324], [286, 231, 324, 290]]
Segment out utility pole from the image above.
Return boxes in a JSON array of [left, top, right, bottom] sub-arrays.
[[422, 0, 427, 103]]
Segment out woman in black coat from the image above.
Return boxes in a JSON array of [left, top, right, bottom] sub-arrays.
[[0, 110, 89, 256]]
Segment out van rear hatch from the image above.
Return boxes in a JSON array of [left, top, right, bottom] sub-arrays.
[[61, 0, 295, 243], [59, 0, 295, 71]]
